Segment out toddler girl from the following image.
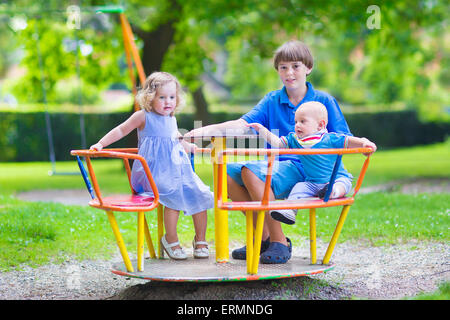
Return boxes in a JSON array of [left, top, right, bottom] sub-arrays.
[[90, 72, 214, 260]]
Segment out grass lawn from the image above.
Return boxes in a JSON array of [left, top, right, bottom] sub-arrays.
[[0, 140, 449, 272], [408, 282, 450, 300]]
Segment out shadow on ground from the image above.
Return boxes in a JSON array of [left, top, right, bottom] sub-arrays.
[[108, 277, 352, 300]]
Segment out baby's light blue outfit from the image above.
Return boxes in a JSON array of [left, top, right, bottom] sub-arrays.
[[131, 111, 214, 216], [281, 130, 353, 199]]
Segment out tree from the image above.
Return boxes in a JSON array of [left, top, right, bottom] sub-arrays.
[[2, 0, 447, 122], [120, 0, 213, 123]]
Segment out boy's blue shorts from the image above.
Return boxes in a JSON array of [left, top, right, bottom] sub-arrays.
[[227, 160, 305, 199]]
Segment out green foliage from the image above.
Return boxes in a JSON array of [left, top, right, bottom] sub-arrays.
[[201, 0, 448, 119], [346, 110, 450, 149], [0, 111, 130, 162], [53, 78, 100, 105], [7, 7, 128, 105], [224, 37, 280, 101], [162, 18, 210, 92], [1, 110, 448, 162], [0, 25, 19, 77], [0, 0, 448, 120]]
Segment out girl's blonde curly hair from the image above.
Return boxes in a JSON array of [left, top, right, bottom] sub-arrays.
[[135, 72, 185, 116]]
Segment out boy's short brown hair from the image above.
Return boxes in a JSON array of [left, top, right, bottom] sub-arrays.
[[273, 40, 314, 70]]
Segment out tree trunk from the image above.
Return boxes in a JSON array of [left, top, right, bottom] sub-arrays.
[[192, 85, 211, 125], [140, 22, 177, 76]]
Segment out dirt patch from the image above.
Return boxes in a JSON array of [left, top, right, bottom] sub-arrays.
[[358, 178, 450, 195], [1, 241, 447, 300], [16, 189, 92, 206], [108, 240, 449, 300]]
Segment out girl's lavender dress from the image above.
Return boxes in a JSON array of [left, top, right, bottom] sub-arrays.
[[131, 111, 214, 215]]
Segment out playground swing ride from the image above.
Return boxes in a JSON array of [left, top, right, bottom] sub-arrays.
[[70, 6, 373, 282], [72, 140, 372, 282]]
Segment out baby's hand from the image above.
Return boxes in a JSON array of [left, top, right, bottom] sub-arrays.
[[89, 143, 103, 151], [362, 139, 377, 156], [245, 123, 264, 132]]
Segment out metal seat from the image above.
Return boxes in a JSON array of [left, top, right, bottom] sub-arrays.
[[71, 148, 164, 273]]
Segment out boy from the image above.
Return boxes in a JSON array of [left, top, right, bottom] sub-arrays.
[[247, 101, 377, 225], [185, 40, 352, 264]]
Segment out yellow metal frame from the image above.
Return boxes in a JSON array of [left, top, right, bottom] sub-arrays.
[[309, 208, 317, 265], [105, 209, 163, 273], [211, 137, 229, 262]]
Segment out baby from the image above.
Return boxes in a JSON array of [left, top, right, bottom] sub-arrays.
[[247, 101, 376, 224]]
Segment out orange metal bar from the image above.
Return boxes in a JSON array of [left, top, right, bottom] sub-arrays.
[[221, 147, 373, 157], [71, 147, 162, 274], [261, 154, 275, 206], [193, 147, 211, 154], [119, 13, 146, 86], [71, 149, 160, 209], [216, 147, 372, 212], [102, 148, 138, 153], [352, 156, 371, 196], [218, 198, 355, 212], [120, 16, 139, 112], [212, 137, 229, 262]]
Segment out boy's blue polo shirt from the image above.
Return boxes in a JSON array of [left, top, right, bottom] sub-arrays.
[[241, 82, 352, 176]]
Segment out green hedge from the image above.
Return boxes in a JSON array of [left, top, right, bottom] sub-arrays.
[[1, 110, 448, 162]]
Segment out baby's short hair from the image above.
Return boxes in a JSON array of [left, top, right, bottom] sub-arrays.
[[296, 101, 328, 124], [273, 40, 314, 70]]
